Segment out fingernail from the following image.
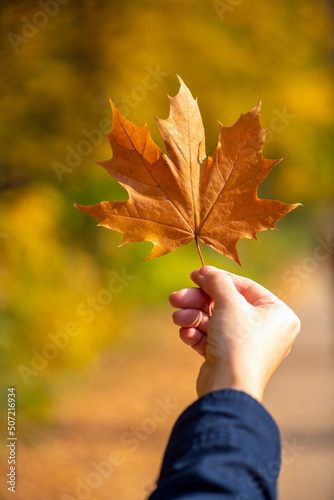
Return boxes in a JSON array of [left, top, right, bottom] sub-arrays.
[[199, 265, 217, 275], [190, 269, 199, 280]]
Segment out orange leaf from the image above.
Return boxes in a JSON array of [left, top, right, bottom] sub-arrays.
[[74, 77, 300, 265]]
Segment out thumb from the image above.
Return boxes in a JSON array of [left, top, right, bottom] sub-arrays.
[[191, 266, 242, 309]]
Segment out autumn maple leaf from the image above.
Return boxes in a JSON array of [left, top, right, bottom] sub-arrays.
[[73, 77, 299, 266]]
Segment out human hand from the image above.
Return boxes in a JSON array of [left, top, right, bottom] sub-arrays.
[[169, 266, 301, 401]]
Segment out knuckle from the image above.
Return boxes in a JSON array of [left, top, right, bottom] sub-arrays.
[[189, 310, 202, 328], [291, 313, 301, 337]]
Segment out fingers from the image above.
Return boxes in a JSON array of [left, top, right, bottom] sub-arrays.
[[191, 266, 280, 307], [172, 308, 210, 333], [169, 287, 210, 313], [190, 266, 242, 309], [227, 275, 281, 306], [179, 327, 207, 357], [169, 289, 209, 358]]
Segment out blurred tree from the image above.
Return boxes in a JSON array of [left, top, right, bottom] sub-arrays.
[[0, 0, 333, 417]]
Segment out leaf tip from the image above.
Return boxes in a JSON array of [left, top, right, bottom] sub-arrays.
[[253, 99, 261, 115], [176, 74, 184, 86], [235, 257, 243, 267], [108, 97, 120, 117], [175, 75, 194, 98], [108, 95, 114, 107]]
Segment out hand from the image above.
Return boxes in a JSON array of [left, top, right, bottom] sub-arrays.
[[169, 266, 301, 401]]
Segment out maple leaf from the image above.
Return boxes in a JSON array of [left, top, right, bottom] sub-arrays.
[[73, 77, 300, 266]]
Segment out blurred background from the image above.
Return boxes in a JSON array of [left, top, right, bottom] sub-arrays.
[[0, 0, 333, 498]]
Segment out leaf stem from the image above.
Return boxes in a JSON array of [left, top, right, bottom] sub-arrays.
[[194, 236, 213, 318], [195, 236, 205, 267]]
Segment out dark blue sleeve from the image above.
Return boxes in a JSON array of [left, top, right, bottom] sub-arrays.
[[148, 390, 281, 500]]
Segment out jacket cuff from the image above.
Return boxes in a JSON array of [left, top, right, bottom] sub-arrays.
[[159, 389, 281, 484]]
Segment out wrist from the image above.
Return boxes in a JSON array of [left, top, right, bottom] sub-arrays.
[[197, 361, 264, 402]]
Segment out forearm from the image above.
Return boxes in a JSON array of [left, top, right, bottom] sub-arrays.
[[148, 390, 281, 500]]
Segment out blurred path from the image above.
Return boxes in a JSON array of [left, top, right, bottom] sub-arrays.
[[0, 263, 333, 499], [265, 263, 334, 500]]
